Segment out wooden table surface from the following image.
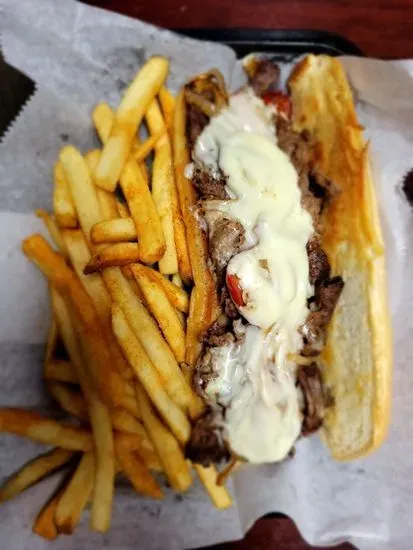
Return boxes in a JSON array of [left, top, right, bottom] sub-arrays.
[[87, 0, 413, 59], [83, 1, 404, 548]]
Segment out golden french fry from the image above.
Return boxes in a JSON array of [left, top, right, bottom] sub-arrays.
[[146, 100, 179, 274], [194, 464, 232, 509], [171, 273, 186, 328], [133, 131, 162, 162], [131, 264, 186, 362], [112, 303, 191, 445], [44, 315, 59, 366], [59, 146, 102, 246], [94, 57, 169, 191], [116, 198, 130, 219], [134, 264, 189, 313], [33, 489, 62, 540], [44, 359, 78, 384], [159, 86, 176, 134], [55, 453, 95, 535], [53, 160, 77, 228], [48, 382, 88, 422], [50, 288, 114, 533], [85, 149, 119, 221], [115, 433, 163, 499], [84, 243, 140, 274], [173, 91, 219, 365], [92, 103, 148, 184], [0, 448, 73, 503], [0, 408, 92, 451], [111, 430, 161, 471], [104, 267, 192, 411], [35, 209, 68, 257], [136, 383, 192, 492], [119, 158, 166, 264], [23, 235, 126, 407], [91, 218, 137, 244], [62, 229, 134, 381]]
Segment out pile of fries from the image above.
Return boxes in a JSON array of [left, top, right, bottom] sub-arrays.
[[0, 56, 231, 540]]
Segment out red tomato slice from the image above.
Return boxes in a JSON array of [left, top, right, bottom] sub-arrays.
[[226, 274, 245, 307], [262, 91, 292, 119]]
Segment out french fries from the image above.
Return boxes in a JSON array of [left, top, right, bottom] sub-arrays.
[[12, 58, 234, 537], [132, 264, 186, 362], [44, 359, 78, 384], [94, 57, 169, 191], [91, 217, 137, 244], [51, 287, 115, 532], [194, 464, 233, 510], [84, 243, 140, 274], [53, 160, 77, 228], [104, 267, 192, 411], [54, 453, 95, 534], [33, 489, 63, 540], [119, 158, 166, 263], [0, 448, 73, 503], [146, 100, 181, 275], [136, 383, 192, 492], [115, 433, 163, 499], [0, 409, 92, 451], [23, 235, 125, 408], [112, 304, 191, 445], [48, 382, 88, 421]]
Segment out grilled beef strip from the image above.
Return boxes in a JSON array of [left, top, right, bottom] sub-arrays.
[[247, 59, 281, 96], [297, 363, 326, 435]]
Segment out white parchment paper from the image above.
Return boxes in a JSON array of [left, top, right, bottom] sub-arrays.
[[1, 1, 413, 549]]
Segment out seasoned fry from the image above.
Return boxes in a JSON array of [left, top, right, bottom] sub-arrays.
[[171, 273, 186, 327], [50, 288, 114, 533], [104, 267, 192, 411], [132, 264, 186, 362], [35, 209, 67, 257], [84, 243, 140, 274], [116, 197, 130, 219], [44, 359, 78, 384], [194, 464, 232, 509], [119, 158, 166, 264], [134, 264, 189, 313], [91, 218, 137, 244], [85, 149, 119, 221], [33, 489, 62, 540], [0, 448, 73, 503], [44, 315, 59, 366], [0, 408, 92, 451], [53, 160, 77, 228], [146, 100, 179, 274], [159, 86, 176, 134], [62, 229, 133, 381], [133, 131, 162, 162], [48, 382, 88, 421], [55, 453, 95, 534], [94, 57, 169, 191], [59, 146, 102, 246], [136, 383, 192, 492], [115, 433, 163, 499], [112, 303, 191, 445], [173, 91, 219, 366], [23, 234, 126, 407]]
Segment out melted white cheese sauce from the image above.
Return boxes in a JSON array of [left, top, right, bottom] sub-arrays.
[[194, 89, 314, 463]]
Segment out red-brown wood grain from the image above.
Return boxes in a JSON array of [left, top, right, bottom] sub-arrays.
[[85, 0, 413, 59], [82, 1, 398, 548]]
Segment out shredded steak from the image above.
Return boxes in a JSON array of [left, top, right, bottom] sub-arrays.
[[248, 59, 280, 96], [307, 237, 331, 285], [186, 103, 209, 150], [297, 363, 325, 435], [205, 212, 246, 275], [193, 168, 229, 200], [186, 410, 229, 466]]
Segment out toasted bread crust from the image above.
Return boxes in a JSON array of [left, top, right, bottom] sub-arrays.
[[289, 55, 392, 459]]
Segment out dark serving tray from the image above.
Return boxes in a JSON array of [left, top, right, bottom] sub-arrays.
[[177, 28, 363, 59]]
